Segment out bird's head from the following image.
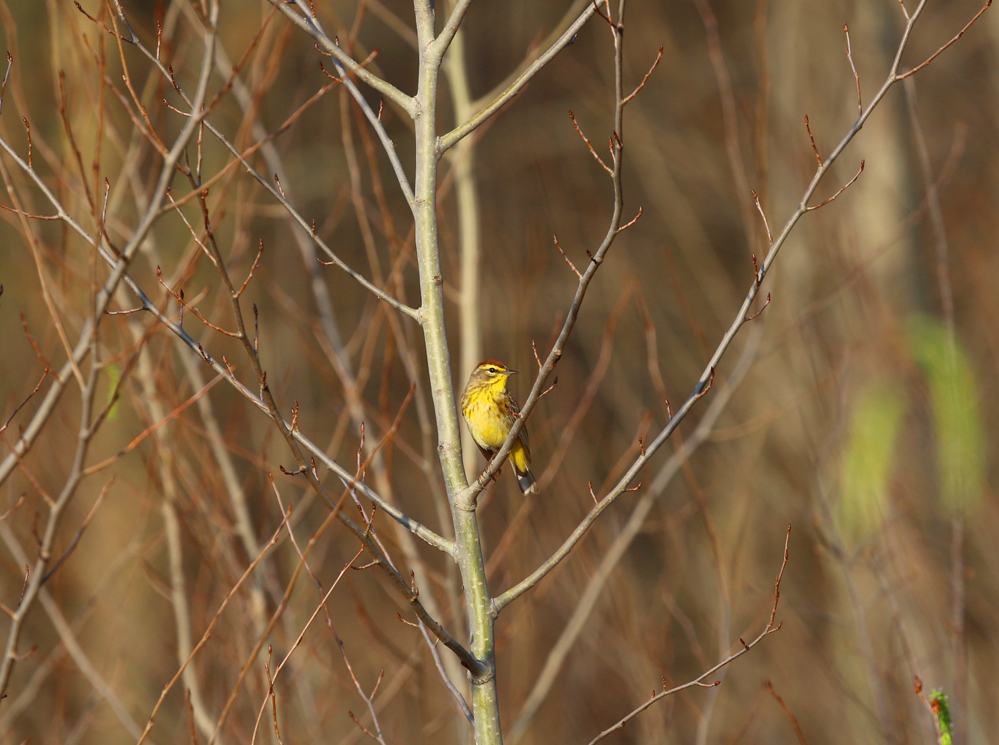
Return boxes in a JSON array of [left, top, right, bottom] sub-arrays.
[[470, 360, 517, 388]]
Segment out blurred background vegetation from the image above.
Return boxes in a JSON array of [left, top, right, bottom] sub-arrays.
[[0, 0, 995, 743]]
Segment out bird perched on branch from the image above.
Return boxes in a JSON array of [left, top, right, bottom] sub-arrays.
[[460, 360, 538, 495]]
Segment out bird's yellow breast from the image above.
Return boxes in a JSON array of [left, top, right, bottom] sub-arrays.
[[463, 398, 513, 451]]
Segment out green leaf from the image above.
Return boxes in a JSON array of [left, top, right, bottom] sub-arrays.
[[909, 318, 984, 515], [838, 382, 905, 539]]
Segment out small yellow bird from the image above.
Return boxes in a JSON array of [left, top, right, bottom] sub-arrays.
[[460, 360, 538, 495]]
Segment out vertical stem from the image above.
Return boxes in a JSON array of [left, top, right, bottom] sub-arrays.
[[413, 3, 502, 742], [439, 27, 481, 718], [444, 15, 484, 485]]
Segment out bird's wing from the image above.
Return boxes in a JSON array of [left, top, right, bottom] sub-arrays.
[[506, 393, 531, 458]]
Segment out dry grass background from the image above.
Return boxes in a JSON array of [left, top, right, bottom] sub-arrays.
[[0, 0, 996, 743]]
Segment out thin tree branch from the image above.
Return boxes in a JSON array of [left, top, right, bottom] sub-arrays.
[[265, 0, 415, 117], [438, 3, 598, 154], [585, 526, 790, 745], [896, 0, 991, 80], [433, 0, 475, 60], [271, 0, 415, 206], [419, 620, 474, 725]]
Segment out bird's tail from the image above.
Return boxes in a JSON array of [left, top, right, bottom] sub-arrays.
[[516, 467, 538, 496]]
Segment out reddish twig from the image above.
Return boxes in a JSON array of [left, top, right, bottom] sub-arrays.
[[591, 0, 614, 27], [17, 565, 29, 607], [587, 526, 791, 744], [695, 367, 715, 399], [913, 677, 944, 742], [745, 292, 771, 322], [897, 0, 992, 80], [396, 614, 419, 628], [41, 477, 114, 583], [769, 525, 791, 629], [764, 680, 809, 745], [0, 204, 60, 220], [553, 235, 581, 278], [568, 110, 613, 175], [157, 268, 240, 337], [751, 190, 773, 246], [539, 377, 558, 398], [616, 206, 643, 233], [806, 160, 864, 211], [0, 370, 49, 436], [621, 46, 663, 105], [804, 114, 821, 166], [236, 239, 264, 298], [0, 495, 25, 524], [136, 511, 295, 745], [20, 118, 31, 170], [0, 52, 12, 116], [844, 24, 862, 116], [83, 372, 226, 475]]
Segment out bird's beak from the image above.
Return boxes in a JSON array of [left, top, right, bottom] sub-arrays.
[[506, 368, 518, 375]]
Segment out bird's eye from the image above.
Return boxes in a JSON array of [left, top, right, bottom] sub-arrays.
[[487, 367, 498, 374]]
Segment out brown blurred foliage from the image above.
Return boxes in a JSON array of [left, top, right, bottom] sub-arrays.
[[0, 0, 996, 743]]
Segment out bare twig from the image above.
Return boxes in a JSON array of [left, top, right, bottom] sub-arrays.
[[438, 3, 599, 153], [745, 292, 771, 321], [136, 509, 293, 745], [897, 0, 992, 80], [806, 161, 864, 211], [568, 110, 613, 175], [554, 235, 582, 278], [482, 0, 969, 615], [266, 0, 414, 116], [844, 24, 862, 116], [751, 190, 773, 245], [40, 477, 114, 584], [266, 0, 415, 205], [419, 621, 474, 725], [804, 114, 821, 166], [585, 526, 790, 744], [621, 46, 663, 105], [764, 680, 809, 745]]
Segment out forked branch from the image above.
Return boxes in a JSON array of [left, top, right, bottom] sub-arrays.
[[266, 0, 414, 116], [438, 3, 599, 153]]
